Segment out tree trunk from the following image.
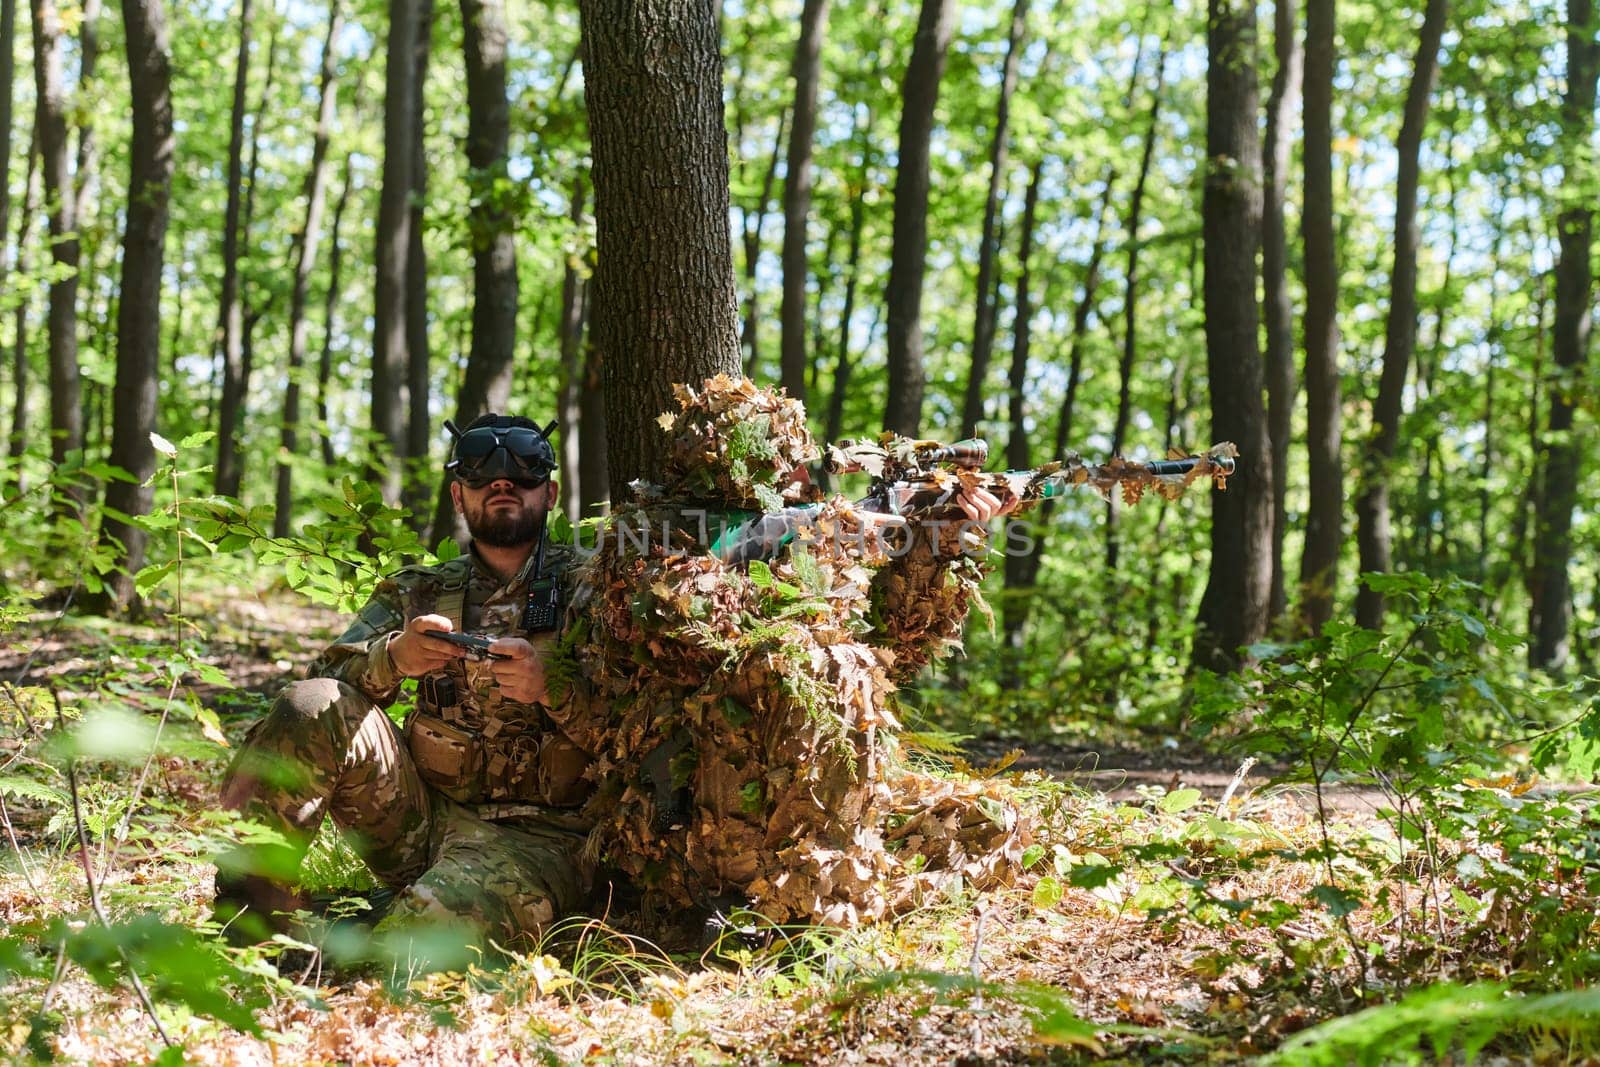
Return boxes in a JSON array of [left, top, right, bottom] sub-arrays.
[[432, 0, 521, 542], [1296, 0, 1341, 635], [1106, 43, 1168, 573], [580, 0, 743, 498], [558, 179, 589, 521], [1193, 0, 1272, 675], [959, 0, 1028, 440], [1530, 0, 1599, 671], [1353, 0, 1447, 629], [823, 188, 866, 451], [73, 0, 100, 225], [212, 0, 252, 497], [404, 0, 435, 527], [274, 0, 342, 539], [739, 107, 786, 376], [91, 0, 173, 614], [1262, 0, 1302, 625], [882, 0, 954, 437], [373, 0, 421, 501], [319, 155, 354, 469], [778, 0, 830, 404], [31, 0, 82, 486], [9, 130, 37, 464], [0, 0, 15, 300], [999, 160, 1042, 679]]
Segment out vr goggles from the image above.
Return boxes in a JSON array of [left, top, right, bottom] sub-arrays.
[[445, 417, 558, 489]]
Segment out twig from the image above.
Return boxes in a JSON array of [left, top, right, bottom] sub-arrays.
[[66, 759, 175, 1048], [968, 905, 988, 981], [1215, 757, 1257, 816]]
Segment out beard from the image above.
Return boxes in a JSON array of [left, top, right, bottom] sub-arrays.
[[464, 497, 544, 547]]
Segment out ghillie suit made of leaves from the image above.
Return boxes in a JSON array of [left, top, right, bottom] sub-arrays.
[[546, 375, 1029, 924]]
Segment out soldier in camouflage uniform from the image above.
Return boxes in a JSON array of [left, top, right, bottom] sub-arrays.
[[548, 377, 1030, 926], [214, 415, 596, 952]]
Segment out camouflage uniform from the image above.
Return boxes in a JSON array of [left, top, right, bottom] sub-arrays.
[[218, 543, 594, 949]]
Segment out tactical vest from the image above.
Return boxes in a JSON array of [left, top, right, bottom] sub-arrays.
[[401, 551, 593, 810]]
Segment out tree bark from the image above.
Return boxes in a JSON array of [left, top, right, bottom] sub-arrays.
[[31, 0, 82, 484], [274, 0, 343, 539], [1353, 0, 1448, 629], [318, 155, 354, 469], [1262, 0, 1302, 625], [1193, 0, 1273, 675], [1296, 0, 1341, 635], [0, 0, 15, 298], [1106, 43, 1168, 573], [212, 0, 252, 497], [91, 0, 173, 614], [824, 188, 866, 451], [580, 0, 743, 498], [373, 0, 421, 501], [959, 0, 1028, 439], [405, 0, 435, 527], [778, 0, 830, 404], [1530, 0, 1599, 671], [882, 0, 954, 437]]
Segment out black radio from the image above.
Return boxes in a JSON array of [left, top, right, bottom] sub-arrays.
[[521, 575, 562, 634]]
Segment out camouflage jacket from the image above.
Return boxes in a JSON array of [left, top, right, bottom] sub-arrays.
[[308, 542, 592, 809]]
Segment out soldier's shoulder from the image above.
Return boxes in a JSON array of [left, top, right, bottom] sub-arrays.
[[386, 555, 475, 590]]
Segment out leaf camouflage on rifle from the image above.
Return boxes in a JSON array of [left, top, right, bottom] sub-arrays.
[[546, 376, 1029, 924]]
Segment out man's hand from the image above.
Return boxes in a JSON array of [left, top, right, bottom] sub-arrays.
[[388, 614, 470, 677], [486, 636, 549, 706], [955, 483, 1016, 524]]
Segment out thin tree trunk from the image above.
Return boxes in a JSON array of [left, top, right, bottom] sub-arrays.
[[1353, 0, 1448, 629], [404, 0, 434, 527], [91, 0, 172, 614], [740, 107, 787, 376], [372, 0, 420, 501], [999, 160, 1042, 680], [883, 0, 954, 437], [576, 296, 609, 516], [431, 0, 525, 543], [212, 0, 253, 496], [1106, 43, 1168, 573], [558, 178, 588, 521], [1193, 0, 1272, 674], [319, 155, 354, 470], [580, 0, 743, 497], [959, 0, 1029, 439], [1412, 115, 1457, 570], [823, 185, 867, 453], [8, 129, 37, 463], [73, 0, 101, 218], [31, 0, 82, 486], [274, 0, 342, 539], [778, 0, 830, 404], [0, 0, 15, 300], [1262, 0, 1302, 625], [1296, 0, 1341, 635], [1530, 0, 1598, 670]]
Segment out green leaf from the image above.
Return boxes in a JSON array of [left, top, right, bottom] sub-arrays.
[[1158, 788, 1204, 814], [1067, 863, 1122, 890], [1032, 876, 1063, 909], [149, 432, 177, 457], [134, 559, 178, 596], [0, 776, 68, 806], [1310, 883, 1362, 918], [747, 559, 774, 589]]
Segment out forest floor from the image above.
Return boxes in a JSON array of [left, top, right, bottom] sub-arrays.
[[1, 585, 1595, 1065]]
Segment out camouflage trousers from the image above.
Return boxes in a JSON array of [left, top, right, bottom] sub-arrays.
[[217, 677, 591, 949]]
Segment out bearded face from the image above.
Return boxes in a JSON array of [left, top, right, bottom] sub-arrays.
[[459, 485, 547, 547]]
